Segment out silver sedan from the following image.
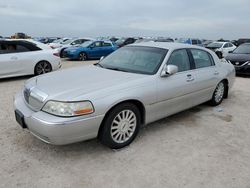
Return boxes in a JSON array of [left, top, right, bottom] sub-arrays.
[[14, 43, 235, 149]]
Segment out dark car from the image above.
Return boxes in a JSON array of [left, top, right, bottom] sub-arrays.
[[237, 39, 250, 46], [115, 37, 136, 47], [225, 43, 250, 75]]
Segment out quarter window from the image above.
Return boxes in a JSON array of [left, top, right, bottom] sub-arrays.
[[167, 49, 190, 72], [190, 49, 214, 69]]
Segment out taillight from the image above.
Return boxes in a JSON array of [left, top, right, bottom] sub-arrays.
[[53, 52, 59, 57]]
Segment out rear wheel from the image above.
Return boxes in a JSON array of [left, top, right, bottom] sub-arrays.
[[34, 61, 52, 75], [210, 81, 225, 106], [79, 52, 87, 61], [99, 103, 141, 149]]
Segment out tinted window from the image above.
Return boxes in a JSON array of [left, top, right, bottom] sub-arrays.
[[191, 49, 214, 69], [103, 42, 112, 47], [197, 40, 202, 44], [224, 43, 229, 48], [16, 45, 30, 52], [168, 49, 190, 72], [228, 43, 233, 47], [192, 40, 198, 45]]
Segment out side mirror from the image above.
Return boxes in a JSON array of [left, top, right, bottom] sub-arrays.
[[99, 56, 105, 62], [161, 65, 178, 77], [228, 51, 233, 53]]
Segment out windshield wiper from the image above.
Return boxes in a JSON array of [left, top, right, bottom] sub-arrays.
[[94, 63, 104, 68], [105, 67, 128, 72]]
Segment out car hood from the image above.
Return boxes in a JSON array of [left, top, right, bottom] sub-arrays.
[[29, 65, 147, 101], [225, 53, 250, 62]]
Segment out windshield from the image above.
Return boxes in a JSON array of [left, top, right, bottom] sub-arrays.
[[80, 41, 93, 47], [61, 39, 74, 45], [233, 44, 250, 54], [98, 46, 167, 75], [207, 42, 223, 48]]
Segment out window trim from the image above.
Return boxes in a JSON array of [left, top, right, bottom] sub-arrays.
[[188, 48, 215, 70]]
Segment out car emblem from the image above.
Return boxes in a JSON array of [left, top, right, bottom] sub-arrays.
[[235, 62, 240, 65]]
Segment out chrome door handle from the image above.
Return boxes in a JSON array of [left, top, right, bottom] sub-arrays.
[[214, 71, 219, 75], [11, 56, 18, 60], [186, 74, 194, 82]]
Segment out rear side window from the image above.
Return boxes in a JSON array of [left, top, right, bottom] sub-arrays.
[[103, 42, 112, 47], [190, 49, 214, 69], [168, 49, 190, 72], [224, 43, 229, 48]]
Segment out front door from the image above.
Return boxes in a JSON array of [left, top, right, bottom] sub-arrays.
[[155, 49, 197, 120]]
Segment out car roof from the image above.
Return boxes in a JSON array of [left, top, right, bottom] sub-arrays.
[[130, 42, 206, 51]]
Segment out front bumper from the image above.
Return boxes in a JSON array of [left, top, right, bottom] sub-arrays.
[[64, 51, 79, 60], [234, 63, 250, 75], [14, 92, 104, 145]]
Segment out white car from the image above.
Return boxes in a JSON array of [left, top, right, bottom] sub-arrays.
[[207, 42, 236, 58], [48, 38, 69, 49], [0, 39, 61, 79]]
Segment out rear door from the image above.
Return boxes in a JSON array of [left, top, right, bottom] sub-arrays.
[[189, 49, 219, 105], [0, 41, 21, 77]]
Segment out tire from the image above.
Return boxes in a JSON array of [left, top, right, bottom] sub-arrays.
[[34, 61, 52, 75], [79, 52, 87, 61], [210, 81, 225, 106], [60, 48, 65, 58], [99, 103, 141, 149]]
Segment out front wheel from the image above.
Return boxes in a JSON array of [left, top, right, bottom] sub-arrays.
[[79, 52, 87, 61], [34, 61, 52, 75], [210, 81, 225, 106], [99, 103, 141, 149]]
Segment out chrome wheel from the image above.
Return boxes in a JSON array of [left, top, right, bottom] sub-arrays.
[[35, 61, 52, 75], [215, 82, 225, 103], [110, 110, 137, 144]]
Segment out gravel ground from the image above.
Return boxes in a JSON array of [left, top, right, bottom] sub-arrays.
[[0, 60, 250, 188]]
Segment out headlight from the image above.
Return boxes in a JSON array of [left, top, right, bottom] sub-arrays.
[[42, 101, 94, 117]]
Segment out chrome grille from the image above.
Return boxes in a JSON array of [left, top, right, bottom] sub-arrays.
[[23, 87, 48, 111]]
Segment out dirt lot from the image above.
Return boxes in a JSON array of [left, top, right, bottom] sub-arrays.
[[0, 60, 250, 188]]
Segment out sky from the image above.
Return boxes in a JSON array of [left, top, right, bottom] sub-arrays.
[[0, 0, 249, 40]]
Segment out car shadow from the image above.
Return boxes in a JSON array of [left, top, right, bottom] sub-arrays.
[[0, 75, 33, 83]]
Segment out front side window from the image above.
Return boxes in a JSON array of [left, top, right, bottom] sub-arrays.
[[167, 49, 190, 72], [191, 49, 214, 69]]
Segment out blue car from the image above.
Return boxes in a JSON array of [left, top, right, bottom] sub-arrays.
[[177, 38, 203, 47], [64, 41, 118, 60]]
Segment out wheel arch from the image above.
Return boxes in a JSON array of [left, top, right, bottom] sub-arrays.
[[34, 60, 52, 75], [97, 99, 146, 138]]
